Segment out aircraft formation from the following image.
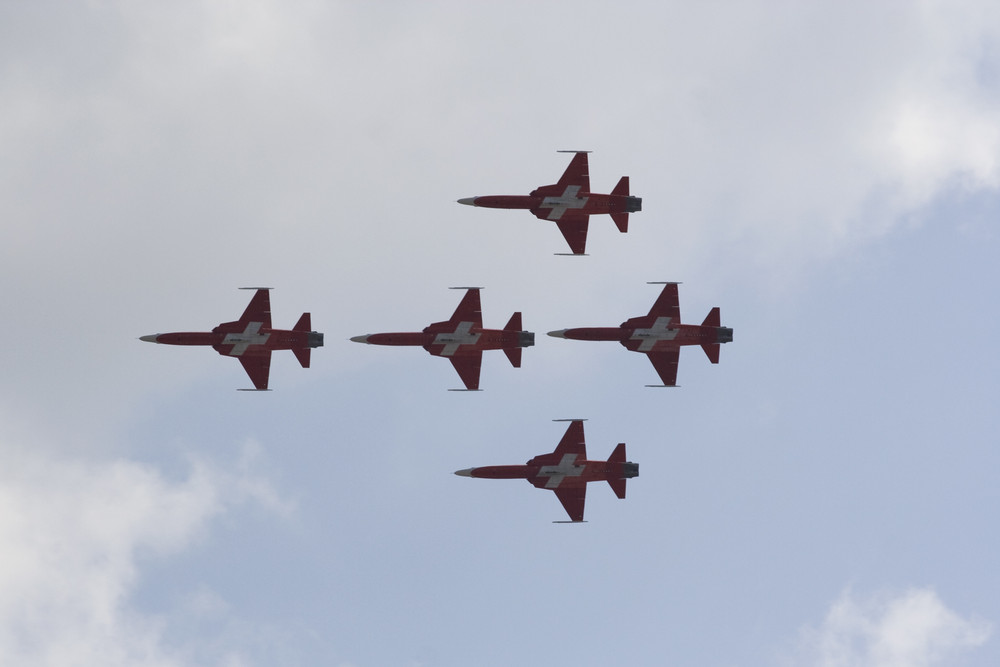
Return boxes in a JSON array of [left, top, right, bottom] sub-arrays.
[[141, 151, 732, 522]]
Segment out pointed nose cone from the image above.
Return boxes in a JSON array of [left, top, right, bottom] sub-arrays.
[[140, 334, 160, 343], [454, 468, 475, 477], [547, 329, 568, 338], [350, 335, 370, 344], [457, 197, 478, 206]]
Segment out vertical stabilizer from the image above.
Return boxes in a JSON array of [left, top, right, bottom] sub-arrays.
[[607, 443, 628, 499]]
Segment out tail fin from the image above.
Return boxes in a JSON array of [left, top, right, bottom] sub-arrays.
[[606, 443, 628, 499], [293, 313, 312, 331], [292, 347, 311, 368]]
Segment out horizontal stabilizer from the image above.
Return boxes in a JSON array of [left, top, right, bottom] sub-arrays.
[[503, 346, 522, 368], [611, 175, 630, 197], [504, 312, 522, 332], [293, 347, 311, 368], [294, 312, 312, 332], [610, 211, 629, 233], [607, 443, 628, 498], [701, 342, 720, 364], [611, 177, 632, 232], [701, 307, 720, 328], [607, 477, 627, 499]]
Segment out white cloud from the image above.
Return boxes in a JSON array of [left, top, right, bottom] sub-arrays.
[[792, 588, 992, 667], [0, 439, 285, 667]]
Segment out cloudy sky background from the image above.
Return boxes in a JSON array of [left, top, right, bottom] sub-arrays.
[[1, 2, 999, 665]]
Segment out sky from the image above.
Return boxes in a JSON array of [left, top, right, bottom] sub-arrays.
[[1, 1, 999, 666]]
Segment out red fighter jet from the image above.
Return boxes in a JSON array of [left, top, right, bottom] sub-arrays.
[[548, 282, 733, 387], [140, 288, 323, 391], [350, 287, 533, 391], [458, 151, 642, 255], [455, 419, 638, 523]]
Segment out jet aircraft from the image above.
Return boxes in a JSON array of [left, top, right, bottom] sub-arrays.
[[548, 282, 733, 387], [140, 288, 323, 390], [458, 151, 642, 255], [455, 419, 638, 523], [350, 288, 533, 391]]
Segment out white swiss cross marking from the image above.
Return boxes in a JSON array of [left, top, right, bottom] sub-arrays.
[[223, 322, 270, 356], [541, 185, 589, 220], [538, 453, 586, 489], [630, 317, 678, 352], [433, 322, 480, 356]]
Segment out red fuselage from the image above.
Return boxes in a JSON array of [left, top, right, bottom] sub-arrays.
[[458, 460, 637, 488], [463, 192, 638, 218], [553, 319, 733, 353], [142, 329, 322, 351], [351, 328, 533, 353]]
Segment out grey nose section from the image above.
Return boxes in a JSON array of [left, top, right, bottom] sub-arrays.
[[457, 197, 477, 206], [140, 334, 160, 343]]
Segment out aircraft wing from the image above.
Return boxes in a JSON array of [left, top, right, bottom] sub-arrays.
[[647, 349, 680, 387], [555, 215, 590, 255], [445, 288, 482, 327], [448, 352, 482, 391], [237, 350, 271, 390], [554, 419, 587, 460], [647, 283, 681, 322], [529, 419, 587, 466], [238, 289, 272, 328], [553, 485, 587, 522], [216, 288, 273, 333], [556, 152, 590, 194]]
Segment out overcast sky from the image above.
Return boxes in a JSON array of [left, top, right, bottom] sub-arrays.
[[2, 2, 999, 666]]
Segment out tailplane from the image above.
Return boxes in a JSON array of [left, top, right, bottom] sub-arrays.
[[293, 313, 312, 331], [611, 176, 630, 233], [502, 312, 530, 368], [701, 308, 722, 363], [701, 343, 720, 364], [293, 313, 315, 367], [606, 443, 629, 499], [292, 347, 311, 368]]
